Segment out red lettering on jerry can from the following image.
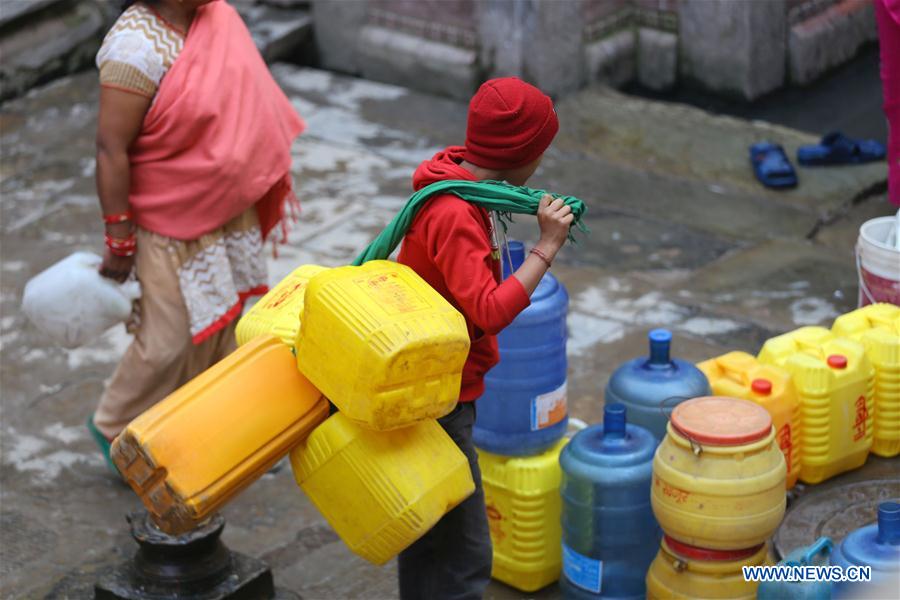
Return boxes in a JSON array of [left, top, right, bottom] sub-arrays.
[[853, 395, 868, 442], [777, 424, 792, 474]]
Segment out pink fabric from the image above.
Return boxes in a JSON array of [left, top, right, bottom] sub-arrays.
[[876, 0, 900, 206], [128, 0, 305, 239]]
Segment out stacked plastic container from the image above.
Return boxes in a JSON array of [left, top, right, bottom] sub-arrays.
[[473, 241, 572, 592], [647, 396, 785, 599], [831, 303, 900, 458], [758, 326, 874, 484], [289, 260, 476, 564], [559, 404, 660, 598], [605, 329, 711, 441], [116, 260, 479, 563]]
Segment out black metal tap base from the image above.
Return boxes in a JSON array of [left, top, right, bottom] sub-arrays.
[[94, 511, 293, 600]]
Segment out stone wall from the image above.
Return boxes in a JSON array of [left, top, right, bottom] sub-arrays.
[[311, 0, 878, 101], [0, 0, 109, 103], [0, 0, 314, 103]]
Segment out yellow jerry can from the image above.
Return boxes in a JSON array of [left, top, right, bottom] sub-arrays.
[[478, 437, 568, 592], [832, 304, 900, 457], [759, 326, 874, 484], [235, 264, 328, 349], [112, 335, 329, 535], [296, 260, 470, 430], [290, 411, 475, 565]]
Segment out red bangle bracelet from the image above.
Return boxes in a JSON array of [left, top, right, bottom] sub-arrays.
[[105, 233, 137, 257], [103, 210, 133, 225], [530, 247, 552, 267]]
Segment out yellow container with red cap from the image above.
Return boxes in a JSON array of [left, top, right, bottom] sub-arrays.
[[832, 304, 900, 458], [698, 352, 801, 489], [651, 396, 786, 551], [646, 536, 772, 600], [758, 326, 874, 484]]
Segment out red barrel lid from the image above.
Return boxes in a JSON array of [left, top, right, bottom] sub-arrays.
[[827, 354, 848, 370], [670, 396, 772, 446], [751, 378, 772, 396], [664, 535, 764, 561]]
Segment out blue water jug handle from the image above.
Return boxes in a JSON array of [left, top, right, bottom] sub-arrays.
[[799, 537, 832, 566], [877, 501, 900, 545], [647, 329, 672, 367]]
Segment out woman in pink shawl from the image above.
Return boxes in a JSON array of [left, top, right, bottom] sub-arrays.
[[877, 0, 900, 206], [88, 0, 304, 467]]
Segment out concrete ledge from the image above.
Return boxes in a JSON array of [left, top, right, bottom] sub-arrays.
[[0, 0, 104, 103], [637, 27, 677, 91], [0, 0, 62, 28], [233, 2, 313, 63], [789, 0, 877, 86], [357, 25, 479, 101], [585, 30, 636, 88]]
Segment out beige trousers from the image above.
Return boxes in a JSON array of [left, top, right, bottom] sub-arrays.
[[94, 227, 238, 439]]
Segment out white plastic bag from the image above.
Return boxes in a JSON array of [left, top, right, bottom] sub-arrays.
[[21, 252, 141, 348]]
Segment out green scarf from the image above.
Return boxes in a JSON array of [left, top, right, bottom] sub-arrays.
[[352, 180, 588, 266]]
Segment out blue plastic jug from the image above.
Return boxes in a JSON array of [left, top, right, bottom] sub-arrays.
[[831, 502, 900, 599], [559, 403, 660, 599], [604, 329, 710, 441], [474, 241, 569, 456], [757, 537, 833, 600]]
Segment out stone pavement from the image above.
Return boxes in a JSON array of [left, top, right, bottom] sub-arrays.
[[0, 65, 893, 598]]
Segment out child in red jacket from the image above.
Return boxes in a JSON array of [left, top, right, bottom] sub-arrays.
[[396, 77, 574, 599]]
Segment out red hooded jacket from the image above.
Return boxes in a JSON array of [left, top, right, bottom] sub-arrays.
[[397, 147, 531, 402]]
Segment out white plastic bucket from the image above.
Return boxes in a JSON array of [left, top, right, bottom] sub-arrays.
[[857, 216, 900, 306]]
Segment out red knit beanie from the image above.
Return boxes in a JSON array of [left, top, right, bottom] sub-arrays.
[[463, 77, 559, 171]]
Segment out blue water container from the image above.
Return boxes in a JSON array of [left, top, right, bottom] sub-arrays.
[[604, 329, 710, 441], [757, 537, 833, 600], [559, 403, 660, 599], [831, 502, 900, 599], [474, 241, 569, 456]]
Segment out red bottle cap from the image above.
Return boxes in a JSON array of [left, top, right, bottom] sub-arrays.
[[827, 354, 848, 370], [751, 378, 773, 396]]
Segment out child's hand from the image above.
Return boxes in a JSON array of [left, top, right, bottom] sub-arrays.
[[537, 193, 574, 252]]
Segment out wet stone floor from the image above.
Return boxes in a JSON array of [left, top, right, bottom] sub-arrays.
[[0, 64, 895, 598]]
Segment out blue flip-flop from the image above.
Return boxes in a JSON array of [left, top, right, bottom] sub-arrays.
[[750, 142, 798, 189], [797, 132, 886, 166]]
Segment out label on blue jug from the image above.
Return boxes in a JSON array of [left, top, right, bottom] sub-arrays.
[[562, 543, 602, 593], [531, 381, 567, 430]]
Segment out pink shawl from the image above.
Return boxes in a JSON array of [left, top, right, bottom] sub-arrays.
[[128, 0, 305, 240]]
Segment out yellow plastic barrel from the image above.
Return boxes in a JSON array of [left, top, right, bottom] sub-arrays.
[[646, 536, 771, 600], [112, 335, 329, 535], [832, 304, 900, 458], [698, 352, 801, 489], [235, 264, 327, 349], [758, 326, 874, 484], [651, 397, 786, 551], [289, 412, 475, 565], [296, 260, 470, 430], [478, 437, 568, 592]]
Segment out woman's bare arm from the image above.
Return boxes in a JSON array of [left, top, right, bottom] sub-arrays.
[[95, 86, 151, 281]]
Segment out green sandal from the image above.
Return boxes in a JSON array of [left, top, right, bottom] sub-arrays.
[[86, 414, 119, 475]]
